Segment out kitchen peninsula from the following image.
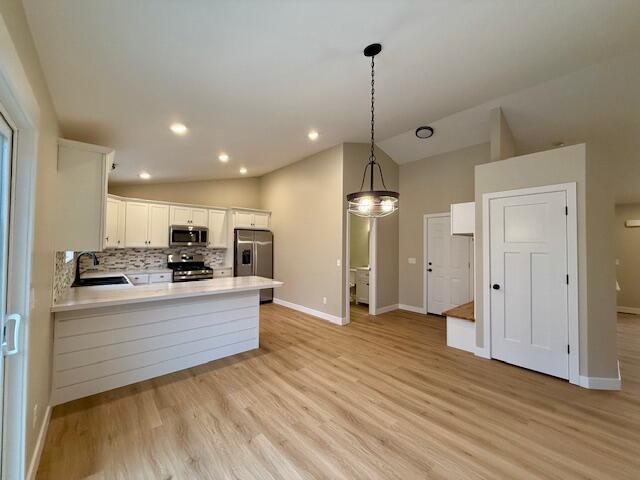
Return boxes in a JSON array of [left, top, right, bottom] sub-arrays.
[[51, 276, 282, 405]]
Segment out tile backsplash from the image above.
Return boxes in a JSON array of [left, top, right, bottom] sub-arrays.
[[79, 247, 226, 273], [53, 247, 227, 301], [53, 251, 77, 302]]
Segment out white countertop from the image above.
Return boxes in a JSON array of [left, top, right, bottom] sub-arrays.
[[52, 276, 283, 313]]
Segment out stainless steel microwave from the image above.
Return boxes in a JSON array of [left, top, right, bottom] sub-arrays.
[[169, 225, 208, 247]]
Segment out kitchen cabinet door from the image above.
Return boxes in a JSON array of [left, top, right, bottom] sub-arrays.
[[208, 209, 227, 248], [105, 198, 120, 248], [170, 205, 191, 225], [253, 212, 270, 229], [234, 211, 254, 229], [124, 202, 149, 247], [191, 208, 208, 227], [116, 199, 126, 247], [148, 203, 169, 247]]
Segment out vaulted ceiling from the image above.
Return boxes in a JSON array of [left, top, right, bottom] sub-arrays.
[[24, 0, 640, 184]]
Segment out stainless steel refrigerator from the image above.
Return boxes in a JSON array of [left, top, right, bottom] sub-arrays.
[[234, 229, 274, 303]]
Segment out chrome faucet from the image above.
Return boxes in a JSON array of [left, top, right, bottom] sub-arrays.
[[73, 251, 99, 286]]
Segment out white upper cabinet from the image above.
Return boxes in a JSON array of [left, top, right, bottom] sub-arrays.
[[208, 209, 228, 248], [232, 209, 271, 230], [125, 201, 169, 247], [170, 205, 208, 227], [169, 205, 191, 225], [451, 202, 475, 235], [148, 203, 170, 247], [105, 197, 125, 248], [124, 202, 149, 247], [190, 208, 208, 227], [55, 139, 113, 251], [253, 212, 271, 229]]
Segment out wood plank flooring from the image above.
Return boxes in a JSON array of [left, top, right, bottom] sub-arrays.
[[37, 305, 640, 479]]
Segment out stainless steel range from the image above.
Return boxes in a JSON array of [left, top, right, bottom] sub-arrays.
[[167, 254, 213, 282]]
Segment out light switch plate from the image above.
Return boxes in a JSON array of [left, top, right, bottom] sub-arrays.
[[408, 257, 416, 264]]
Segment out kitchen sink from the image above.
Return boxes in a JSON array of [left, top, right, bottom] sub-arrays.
[[72, 276, 131, 287]]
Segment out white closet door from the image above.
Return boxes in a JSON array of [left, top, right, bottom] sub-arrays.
[[427, 216, 471, 315], [489, 191, 569, 379]]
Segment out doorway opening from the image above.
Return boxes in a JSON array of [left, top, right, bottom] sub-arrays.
[[345, 213, 376, 324], [423, 213, 474, 316], [615, 203, 640, 318]]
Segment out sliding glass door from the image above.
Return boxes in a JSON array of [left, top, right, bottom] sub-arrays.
[[0, 111, 14, 477]]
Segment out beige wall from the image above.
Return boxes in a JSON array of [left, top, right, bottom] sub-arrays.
[[615, 203, 640, 309], [398, 143, 490, 309], [475, 144, 618, 378], [350, 215, 369, 268], [0, 0, 60, 471], [260, 145, 344, 318], [343, 143, 399, 313], [109, 177, 261, 209], [490, 106, 515, 161]]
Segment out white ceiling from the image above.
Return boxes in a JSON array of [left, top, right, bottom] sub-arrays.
[[23, 0, 640, 184], [380, 50, 640, 203]]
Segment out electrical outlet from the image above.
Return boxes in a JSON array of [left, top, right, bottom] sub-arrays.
[[322, 297, 327, 305], [33, 403, 39, 430]]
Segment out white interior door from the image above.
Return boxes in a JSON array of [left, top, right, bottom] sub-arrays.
[[489, 191, 569, 379], [427, 216, 471, 315]]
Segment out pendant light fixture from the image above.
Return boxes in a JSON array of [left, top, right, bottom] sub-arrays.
[[347, 43, 399, 218]]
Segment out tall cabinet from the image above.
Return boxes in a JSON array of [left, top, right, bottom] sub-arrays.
[[55, 139, 113, 251]]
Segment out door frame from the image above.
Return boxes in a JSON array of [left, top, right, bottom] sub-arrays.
[[344, 213, 376, 324], [423, 213, 474, 316], [0, 13, 41, 479], [481, 182, 579, 385]]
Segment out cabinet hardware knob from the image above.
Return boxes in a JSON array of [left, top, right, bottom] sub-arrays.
[[492, 284, 501, 290]]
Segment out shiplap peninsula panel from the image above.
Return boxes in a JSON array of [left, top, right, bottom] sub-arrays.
[[51, 291, 259, 405]]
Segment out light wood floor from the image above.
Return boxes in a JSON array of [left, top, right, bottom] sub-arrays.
[[37, 306, 640, 479]]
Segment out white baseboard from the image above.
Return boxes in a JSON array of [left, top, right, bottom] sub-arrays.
[[26, 404, 52, 480], [617, 306, 640, 315], [398, 304, 426, 314], [578, 361, 622, 390], [273, 298, 348, 325], [374, 304, 399, 315]]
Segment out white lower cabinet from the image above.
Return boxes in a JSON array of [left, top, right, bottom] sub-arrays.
[[124, 201, 169, 248], [213, 267, 233, 278], [128, 273, 149, 285], [149, 272, 171, 283], [356, 269, 370, 304]]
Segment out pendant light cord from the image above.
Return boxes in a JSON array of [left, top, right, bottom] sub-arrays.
[[359, 53, 388, 193]]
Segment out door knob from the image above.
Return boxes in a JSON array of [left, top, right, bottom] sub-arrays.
[[427, 268, 433, 272], [492, 284, 501, 290]]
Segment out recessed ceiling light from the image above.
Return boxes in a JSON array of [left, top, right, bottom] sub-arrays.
[[415, 126, 434, 139], [308, 130, 319, 140], [169, 123, 188, 135], [239, 167, 247, 175], [139, 172, 151, 180], [218, 153, 230, 162]]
